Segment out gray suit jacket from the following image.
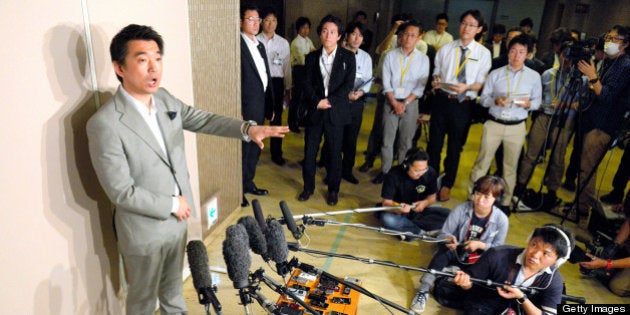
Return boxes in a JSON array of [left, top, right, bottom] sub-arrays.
[[87, 87, 244, 255]]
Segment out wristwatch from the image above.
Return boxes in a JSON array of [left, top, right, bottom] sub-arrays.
[[241, 120, 257, 142], [588, 77, 599, 84], [516, 294, 528, 304]]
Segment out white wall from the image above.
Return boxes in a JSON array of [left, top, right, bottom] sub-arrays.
[[0, 1, 201, 313]]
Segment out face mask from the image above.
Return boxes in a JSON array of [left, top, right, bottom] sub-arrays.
[[604, 42, 620, 56]]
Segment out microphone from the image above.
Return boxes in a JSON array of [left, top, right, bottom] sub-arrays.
[[302, 216, 328, 226], [186, 240, 223, 315], [251, 199, 267, 234], [279, 200, 303, 240], [222, 224, 251, 289], [237, 216, 269, 261], [265, 219, 291, 276]]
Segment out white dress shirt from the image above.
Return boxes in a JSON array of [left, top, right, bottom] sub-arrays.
[[256, 32, 292, 88], [241, 33, 268, 91], [434, 39, 492, 99]]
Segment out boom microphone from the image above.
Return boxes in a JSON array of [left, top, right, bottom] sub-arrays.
[[237, 216, 268, 260], [186, 240, 222, 314], [222, 224, 251, 289], [265, 219, 291, 276], [251, 199, 267, 234], [279, 200, 303, 240]]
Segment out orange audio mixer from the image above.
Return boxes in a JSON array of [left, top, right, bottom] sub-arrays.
[[276, 268, 361, 315]]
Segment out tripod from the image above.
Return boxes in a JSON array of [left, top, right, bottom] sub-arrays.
[[512, 66, 584, 218]]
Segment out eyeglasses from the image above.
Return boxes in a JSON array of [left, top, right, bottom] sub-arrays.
[[263, 18, 277, 23], [605, 35, 625, 43], [401, 32, 419, 38], [460, 22, 479, 28], [245, 17, 262, 23]]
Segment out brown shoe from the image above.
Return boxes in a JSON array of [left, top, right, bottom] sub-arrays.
[[439, 187, 451, 201]]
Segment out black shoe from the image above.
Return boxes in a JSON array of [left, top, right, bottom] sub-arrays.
[[241, 195, 249, 207], [327, 191, 339, 206], [372, 172, 385, 184], [358, 162, 372, 173], [272, 157, 286, 166], [499, 205, 511, 217], [601, 192, 623, 204], [298, 190, 313, 201], [562, 180, 576, 191], [342, 174, 359, 184], [246, 187, 269, 196]]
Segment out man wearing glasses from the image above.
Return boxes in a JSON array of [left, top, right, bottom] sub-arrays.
[[240, 5, 274, 207], [379, 147, 450, 238], [427, 10, 492, 202], [575, 25, 630, 217]]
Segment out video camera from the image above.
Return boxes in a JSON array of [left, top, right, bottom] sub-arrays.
[[564, 40, 595, 65]]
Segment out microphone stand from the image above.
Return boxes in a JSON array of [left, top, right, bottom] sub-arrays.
[[301, 216, 446, 242], [197, 286, 222, 315], [288, 243, 586, 304], [279, 206, 402, 221]]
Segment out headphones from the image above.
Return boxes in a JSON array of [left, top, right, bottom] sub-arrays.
[[526, 225, 573, 267], [402, 147, 429, 170], [472, 175, 506, 205]]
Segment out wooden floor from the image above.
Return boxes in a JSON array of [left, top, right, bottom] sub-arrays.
[[181, 98, 630, 314]]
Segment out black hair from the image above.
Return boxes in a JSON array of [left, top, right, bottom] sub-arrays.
[[492, 24, 506, 36], [519, 17, 533, 28], [508, 33, 533, 53], [436, 13, 448, 23], [295, 17, 311, 32], [317, 15, 343, 36], [559, 37, 577, 54], [531, 224, 575, 263], [473, 175, 505, 199], [611, 24, 630, 44], [240, 4, 260, 20], [354, 10, 367, 19], [459, 10, 484, 28], [261, 6, 277, 20], [110, 24, 163, 83], [399, 20, 423, 34], [345, 21, 365, 37], [549, 27, 572, 44], [404, 147, 429, 164]]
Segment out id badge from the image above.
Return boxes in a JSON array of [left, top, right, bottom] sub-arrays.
[[500, 109, 512, 120], [273, 57, 283, 65], [394, 87, 406, 99]]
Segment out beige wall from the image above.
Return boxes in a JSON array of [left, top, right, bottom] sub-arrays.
[[0, 0, 240, 313]]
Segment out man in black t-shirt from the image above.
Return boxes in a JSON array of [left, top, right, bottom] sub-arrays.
[[380, 148, 450, 235]]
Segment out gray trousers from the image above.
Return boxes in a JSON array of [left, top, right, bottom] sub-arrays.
[[381, 99, 419, 173]]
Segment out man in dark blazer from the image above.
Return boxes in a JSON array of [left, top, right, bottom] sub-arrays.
[[298, 15, 356, 206], [240, 5, 275, 207], [87, 24, 287, 314]]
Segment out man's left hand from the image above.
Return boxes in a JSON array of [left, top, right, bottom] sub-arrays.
[[249, 125, 290, 149], [497, 285, 524, 301]]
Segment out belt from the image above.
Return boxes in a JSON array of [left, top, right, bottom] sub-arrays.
[[487, 116, 526, 125], [436, 89, 471, 102]]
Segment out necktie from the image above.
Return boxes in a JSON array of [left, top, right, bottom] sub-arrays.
[[457, 46, 468, 102]]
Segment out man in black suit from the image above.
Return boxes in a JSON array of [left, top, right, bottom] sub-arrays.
[[240, 5, 275, 207], [298, 15, 356, 206]]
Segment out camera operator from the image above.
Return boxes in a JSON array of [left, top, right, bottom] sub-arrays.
[[575, 25, 630, 217], [580, 195, 630, 297]]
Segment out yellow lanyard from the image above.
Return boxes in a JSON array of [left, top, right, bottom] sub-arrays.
[[399, 50, 415, 85], [454, 48, 471, 78], [505, 67, 525, 97]]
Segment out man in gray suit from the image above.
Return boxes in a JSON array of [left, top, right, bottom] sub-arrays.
[[86, 24, 287, 315]]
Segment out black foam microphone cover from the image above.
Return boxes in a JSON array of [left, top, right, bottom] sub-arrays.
[[238, 215, 268, 259], [252, 199, 267, 234], [187, 240, 212, 290], [265, 219, 290, 275], [222, 224, 251, 289], [280, 200, 301, 240]]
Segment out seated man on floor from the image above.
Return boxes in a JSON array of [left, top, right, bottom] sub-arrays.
[[441, 223, 574, 315], [411, 175, 509, 313], [379, 147, 450, 237]]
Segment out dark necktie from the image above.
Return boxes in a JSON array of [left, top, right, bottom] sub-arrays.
[[457, 46, 468, 102], [457, 46, 467, 83]]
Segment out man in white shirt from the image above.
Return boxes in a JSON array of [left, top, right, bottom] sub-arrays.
[[257, 7, 291, 166], [426, 10, 491, 202]]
